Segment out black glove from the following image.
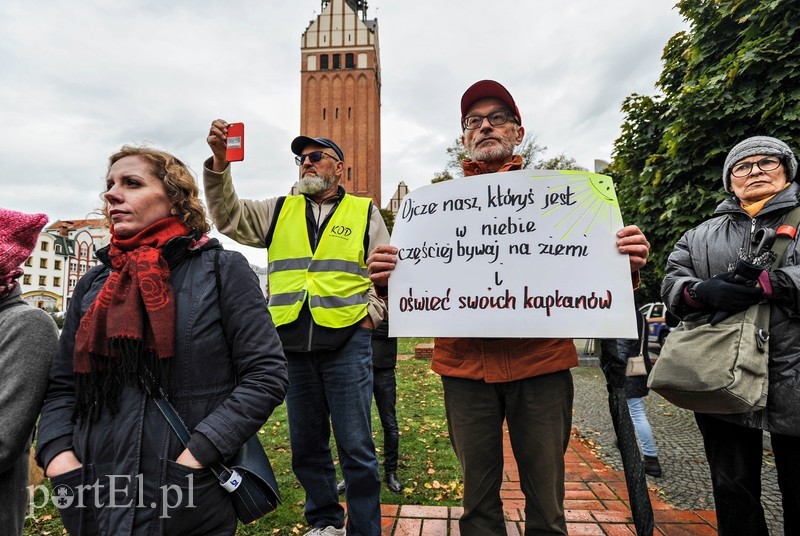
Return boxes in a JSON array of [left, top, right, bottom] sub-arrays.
[[704, 261, 768, 325], [693, 272, 764, 312], [729, 259, 766, 285]]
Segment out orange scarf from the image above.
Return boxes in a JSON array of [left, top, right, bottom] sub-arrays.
[[461, 154, 523, 176], [740, 183, 792, 217]]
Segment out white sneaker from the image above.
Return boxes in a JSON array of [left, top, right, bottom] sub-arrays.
[[304, 526, 346, 536]]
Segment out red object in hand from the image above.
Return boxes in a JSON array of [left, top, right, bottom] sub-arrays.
[[225, 122, 245, 162], [776, 225, 797, 239]]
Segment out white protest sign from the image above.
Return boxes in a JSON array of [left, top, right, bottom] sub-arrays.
[[387, 169, 638, 338]]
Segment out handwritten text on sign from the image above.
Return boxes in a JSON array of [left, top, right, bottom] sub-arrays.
[[387, 169, 637, 338]]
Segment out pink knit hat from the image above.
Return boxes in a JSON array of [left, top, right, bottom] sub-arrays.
[[0, 207, 49, 276]]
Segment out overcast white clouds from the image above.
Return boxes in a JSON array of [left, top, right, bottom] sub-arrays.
[[0, 0, 686, 263]]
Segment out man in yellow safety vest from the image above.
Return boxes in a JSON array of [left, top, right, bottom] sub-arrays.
[[204, 121, 390, 536]]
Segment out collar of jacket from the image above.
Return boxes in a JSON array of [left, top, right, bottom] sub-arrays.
[[302, 185, 347, 205], [96, 230, 220, 270], [462, 154, 523, 176], [716, 181, 800, 218], [0, 285, 23, 311]]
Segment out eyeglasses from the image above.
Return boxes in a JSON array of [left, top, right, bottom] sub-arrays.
[[295, 151, 340, 166], [731, 157, 782, 178], [462, 110, 518, 131]]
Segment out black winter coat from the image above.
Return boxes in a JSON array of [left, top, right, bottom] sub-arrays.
[[36, 237, 288, 535], [662, 183, 800, 436]]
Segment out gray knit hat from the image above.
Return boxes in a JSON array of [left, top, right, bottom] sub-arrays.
[[722, 136, 798, 193]]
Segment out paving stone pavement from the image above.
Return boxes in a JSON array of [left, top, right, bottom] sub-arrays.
[[378, 346, 785, 534], [377, 423, 719, 535], [571, 346, 784, 535]]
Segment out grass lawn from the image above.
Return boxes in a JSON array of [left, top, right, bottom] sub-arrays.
[[25, 340, 460, 535]]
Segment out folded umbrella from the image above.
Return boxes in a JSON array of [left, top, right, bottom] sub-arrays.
[[599, 338, 654, 536]]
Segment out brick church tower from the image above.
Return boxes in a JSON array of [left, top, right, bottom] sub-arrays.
[[300, 0, 381, 205]]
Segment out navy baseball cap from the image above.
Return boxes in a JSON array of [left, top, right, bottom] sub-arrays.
[[291, 136, 344, 161], [460, 80, 522, 126]]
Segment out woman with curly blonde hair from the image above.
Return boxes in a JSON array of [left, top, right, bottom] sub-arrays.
[[104, 146, 211, 233], [37, 146, 288, 535]]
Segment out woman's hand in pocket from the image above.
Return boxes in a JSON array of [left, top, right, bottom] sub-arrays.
[[176, 448, 204, 469], [46, 450, 82, 478]]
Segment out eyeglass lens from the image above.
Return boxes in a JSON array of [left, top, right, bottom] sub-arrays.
[[732, 157, 781, 177], [295, 151, 326, 166], [463, 111, 514, 130]]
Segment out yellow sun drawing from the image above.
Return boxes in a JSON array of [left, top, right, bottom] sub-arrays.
[[529, 171, 622, 240]]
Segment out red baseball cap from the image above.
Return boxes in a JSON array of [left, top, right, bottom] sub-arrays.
[[460, 80, 522, 126]]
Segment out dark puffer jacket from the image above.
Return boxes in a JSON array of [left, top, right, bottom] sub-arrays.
[[36, 237, 288, 535], [661, 183, 800, 436]]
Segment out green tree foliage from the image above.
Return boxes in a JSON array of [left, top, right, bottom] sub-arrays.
[[611, 0, 800, 301], [431, 170, 454, 183], [444, 138, 468, 176], [516, 133, 548, 169], [538, 154, 588, 171], [379, 207, 395, 234], [433, 133, 560, 183]]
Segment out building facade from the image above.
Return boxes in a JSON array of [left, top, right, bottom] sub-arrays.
[[385, 181, 410, 215], [20, 219, 109, 312], [20, 218, 272, 311], [300, 0, 382, 205]]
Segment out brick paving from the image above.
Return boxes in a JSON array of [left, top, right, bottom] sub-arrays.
[[571, 353, 782, 534], [377, 426, 719, 535]]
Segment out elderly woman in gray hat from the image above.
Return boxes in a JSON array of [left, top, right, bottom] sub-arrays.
[[661, 135, 800, 536]]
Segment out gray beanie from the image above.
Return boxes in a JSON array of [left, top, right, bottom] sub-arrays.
[[722, 135, 798, 193]]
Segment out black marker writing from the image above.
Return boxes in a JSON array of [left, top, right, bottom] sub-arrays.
[[398, 288, 452, 312], [397, 241, 454, 265], [523, 288, 612, 316], [542, 185, 577, 209], [400, 198, 438, 222], [487, 185, 536, 212]]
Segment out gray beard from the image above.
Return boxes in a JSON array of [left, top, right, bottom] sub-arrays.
[[298, 175, 333, 194], [467, 137, 516, 163]]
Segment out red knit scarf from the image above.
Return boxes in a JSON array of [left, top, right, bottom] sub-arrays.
[[73, 217, 189, 417]]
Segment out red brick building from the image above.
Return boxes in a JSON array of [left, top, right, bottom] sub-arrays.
[[300, 0, 382, 205]]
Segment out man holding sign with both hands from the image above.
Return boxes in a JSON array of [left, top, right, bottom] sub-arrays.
[[367, 80, 650, 536]]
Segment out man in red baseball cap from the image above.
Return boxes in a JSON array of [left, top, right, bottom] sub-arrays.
[[367, 80, 651, 535], [460, 79, 522, 128], [457, 80, 527, 177]]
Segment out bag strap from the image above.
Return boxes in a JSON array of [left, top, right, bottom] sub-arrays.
[[145, 379, 240, 489], [148, 383, 192, 447], [637, 327, 646, 357], [767, 205, 800, 270], [145, 249, 240, 490], [745, 205, 800, 333], [148, 248, 226, 448], [214, 248, 223, 303]]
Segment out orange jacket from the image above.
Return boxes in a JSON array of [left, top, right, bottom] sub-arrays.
[[432, 156, 579, 382]]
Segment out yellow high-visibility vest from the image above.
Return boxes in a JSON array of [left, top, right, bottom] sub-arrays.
[[268, 194, 372, 328]]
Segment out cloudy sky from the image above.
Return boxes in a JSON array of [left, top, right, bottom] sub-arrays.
[[0, 0, 686, 265]]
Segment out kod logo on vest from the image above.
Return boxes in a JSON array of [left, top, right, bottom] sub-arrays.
[[330, 225, 353, 238]]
